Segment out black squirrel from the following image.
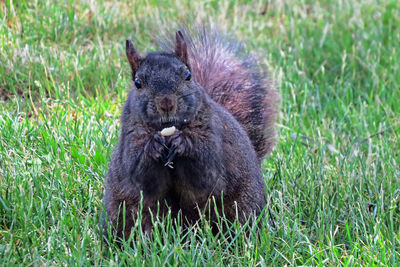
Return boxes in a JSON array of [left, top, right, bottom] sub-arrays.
[[102, 29, 279, 239]]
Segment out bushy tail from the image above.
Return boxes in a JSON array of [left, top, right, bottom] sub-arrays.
[[162, 28, 280, 160]]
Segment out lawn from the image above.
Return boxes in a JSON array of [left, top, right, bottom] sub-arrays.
[[0, 0, 399, 265]]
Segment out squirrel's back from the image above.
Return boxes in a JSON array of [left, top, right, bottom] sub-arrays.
[[161, 28, 280, 159]]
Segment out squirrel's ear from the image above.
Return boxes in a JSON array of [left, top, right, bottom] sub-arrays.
[[175, 31, 190, 69], [126, 39, 142, 76]]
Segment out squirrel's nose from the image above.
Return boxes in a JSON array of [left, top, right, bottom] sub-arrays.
[[158, 96, 175, 114]]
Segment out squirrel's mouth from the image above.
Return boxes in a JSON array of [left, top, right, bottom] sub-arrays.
[[156, 116, 178, 130], [155, 116, 189, 130]]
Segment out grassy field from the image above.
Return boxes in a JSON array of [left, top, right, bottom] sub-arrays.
[[1, 0, 399, 265]]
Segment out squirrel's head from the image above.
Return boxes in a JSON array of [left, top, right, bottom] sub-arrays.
[[125, 31, 202, 130]]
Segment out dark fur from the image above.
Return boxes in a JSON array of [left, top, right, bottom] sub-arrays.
[[102, 30, 278, 239], [160, 28, 280, 160]]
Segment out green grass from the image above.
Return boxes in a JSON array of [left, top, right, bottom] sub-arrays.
[[1, 0, 399, 265]]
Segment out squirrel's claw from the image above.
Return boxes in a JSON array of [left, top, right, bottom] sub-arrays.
[[144, 132, 167, 161], [164, 160, 174, 169], [165, 149, 178, 167], [164, 130, 192, 166]]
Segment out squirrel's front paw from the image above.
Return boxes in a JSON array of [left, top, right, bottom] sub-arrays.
[[144, 132, 167, 161], [165, 130, 192, 164]]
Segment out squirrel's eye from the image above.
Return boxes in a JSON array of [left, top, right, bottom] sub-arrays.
[[184, 69, 191, 81], [134, 77, 141, 89]]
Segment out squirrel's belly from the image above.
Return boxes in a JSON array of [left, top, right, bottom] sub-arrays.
[[168, 165, 228, 210], [172, 158, 227, 193]]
